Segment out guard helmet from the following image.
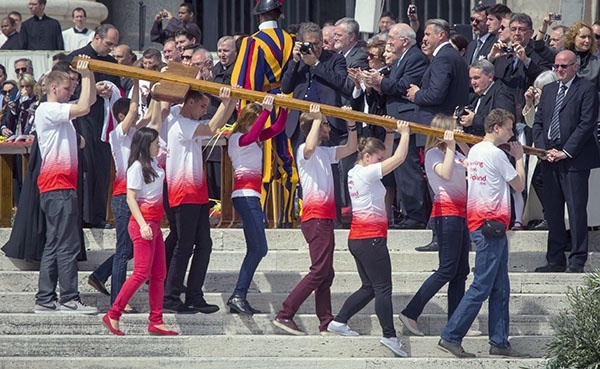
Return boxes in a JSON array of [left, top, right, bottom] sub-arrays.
[[252, 0, 282, 15]]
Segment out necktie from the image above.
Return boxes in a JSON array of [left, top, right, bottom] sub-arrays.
[[471, 38, 483, 64], [548, 85, 567, 144]]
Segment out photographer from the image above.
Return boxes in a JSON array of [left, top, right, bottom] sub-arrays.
[[458, 59, 514, 137], [150, 3, 201, 45], [281, 22, 347, 153], [488, 13, 551, 124]]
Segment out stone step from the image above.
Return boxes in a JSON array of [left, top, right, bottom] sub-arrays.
[[0, 357, 550, 369], [0, 270, 584, 295], [0, 335, 551, 359], [0, 291, 570, 315], [0, 228, 562, 252], [5, 250, 598, 273], [0, 312, 556, 336]]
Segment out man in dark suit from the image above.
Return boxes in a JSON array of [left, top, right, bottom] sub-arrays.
[[333, 17, 369, 108], [533, 50, 600, 273], [281, 22, 347, 152], [464, 4, 496, 65], [488, 13, 551, 124], [406, 18, 469, 233], [363, 23, 429, 229], [407, 19, 470, 132], [0, 17, 20, 50], [459, 59, 515, 136]]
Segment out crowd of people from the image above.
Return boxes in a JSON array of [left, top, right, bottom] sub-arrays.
[[0, 0, 599, 359]]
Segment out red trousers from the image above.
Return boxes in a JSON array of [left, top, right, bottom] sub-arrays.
[[108, 220, 166, 325]]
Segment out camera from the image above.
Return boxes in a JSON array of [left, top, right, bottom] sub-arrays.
[[501, 45, 515, 53], [299, 42, 314, 55], [161, 12, 168, 19], [408, 5, 416, 14], [551, 14, 562, 21], [454, 105, 473, 117]]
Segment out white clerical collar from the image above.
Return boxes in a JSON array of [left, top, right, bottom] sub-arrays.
[[433, 41, 450, 57]]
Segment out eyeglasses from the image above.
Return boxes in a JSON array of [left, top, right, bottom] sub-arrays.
[[510, 27, 532, 33], [367, 53, 379, 58], [553, 63, 575, 69], [594, 34, 600, 40], [15, 67, 28, 73], [181, 55, 192, 60], [470, 17, 481, 25]]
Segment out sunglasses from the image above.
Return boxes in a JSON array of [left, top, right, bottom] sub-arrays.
[[15, 67, 28, 73], [367, 53, 379, 58], [1, 90, 11, 95], [553, 63, 575, 70], [181, 55, 192, 60], [470, 17, 481, 25]]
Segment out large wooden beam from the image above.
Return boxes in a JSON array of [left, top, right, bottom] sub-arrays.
[[72, 56, 547, 157]]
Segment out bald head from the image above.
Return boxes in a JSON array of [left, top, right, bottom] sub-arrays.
[[554, 50, 578, 83]]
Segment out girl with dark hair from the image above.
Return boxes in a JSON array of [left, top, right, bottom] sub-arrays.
[[327, 119, 410, 357], [103, 127, 176, 336], [399, 114, 470, 336], [226, 94, 288, 315]]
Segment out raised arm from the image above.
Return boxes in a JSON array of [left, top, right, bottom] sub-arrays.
[[433, 130, 457, 180], [335, 106, 358, 160], [381, 120, 410, 176], [194, 87, 237, 137], [303, 104, 323, 160], [259, 95, 289, 141], [69, 56, 97, 119], [121, 80, 140, 134]]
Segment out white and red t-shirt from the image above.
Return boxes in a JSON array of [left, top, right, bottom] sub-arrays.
[[35, 102, 78, 194], [297, 144, 338, 222], [228, 132, 263, 198], [109, 124, 135, 197], [425, 148, 467, 218], [465, 140, 517, 232], [348, 163, 388, 239], [165, 107, 210, 207], [127, 159, 165, 222]]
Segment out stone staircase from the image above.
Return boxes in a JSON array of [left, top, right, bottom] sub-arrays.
[[0, 228, 597, 369]]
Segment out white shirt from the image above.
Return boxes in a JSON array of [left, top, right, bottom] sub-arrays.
[[297, 144, 338, 221]]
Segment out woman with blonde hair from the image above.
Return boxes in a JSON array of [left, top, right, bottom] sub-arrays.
[[564, 21, 600, 87], [399, 114, 471, 337]]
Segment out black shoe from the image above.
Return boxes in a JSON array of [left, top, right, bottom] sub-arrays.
[[87, 274, 110, 296], [489, 345, 531, 358], [185, 297, 220, 314], [566, 265, 584, 273], [391, 218, 426, 230], [415, 241, 439, 252], [163, 299, 199, 314], [91, 221, 114, 229], [227, 295, 254, 316], [534, 264, 566, 273], [531, 219, 548, 230], [437, 338, 476, 358]]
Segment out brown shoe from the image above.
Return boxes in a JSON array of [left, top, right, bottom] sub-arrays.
[[272, 317, 306, 335]]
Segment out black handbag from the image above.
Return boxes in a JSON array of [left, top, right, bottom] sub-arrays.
[[481, 219, 506, 238]]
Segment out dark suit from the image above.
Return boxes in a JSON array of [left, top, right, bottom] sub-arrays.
[[493, 42, 552, 123], [340, 44, 369, 108], [0, 32, 21, 50], [381, 44, 430, 224], [467, 80, 515, 137], [414, 43, 470, 145], [464, 33, 496, 65], [281, 50, 347, 149], [532, 77, 600, 269]]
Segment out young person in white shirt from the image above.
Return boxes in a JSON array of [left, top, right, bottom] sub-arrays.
[[439, 108, 528, 358], [273, 104, 357, 335], [34, 56, 98, 315], [399, 114, 470, 336], [103, 126, 175, 336], [162, 87, 236, 314], [327, 118, 411, 358]]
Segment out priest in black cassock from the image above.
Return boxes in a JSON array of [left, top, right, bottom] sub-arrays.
[[67, 24, 122, 228], [19, 0, 64, 50]]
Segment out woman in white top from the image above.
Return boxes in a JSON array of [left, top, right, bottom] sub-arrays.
[[226, 95, 288, 315], [327, 119, 411, 357], [103, 127, 176, 336]]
